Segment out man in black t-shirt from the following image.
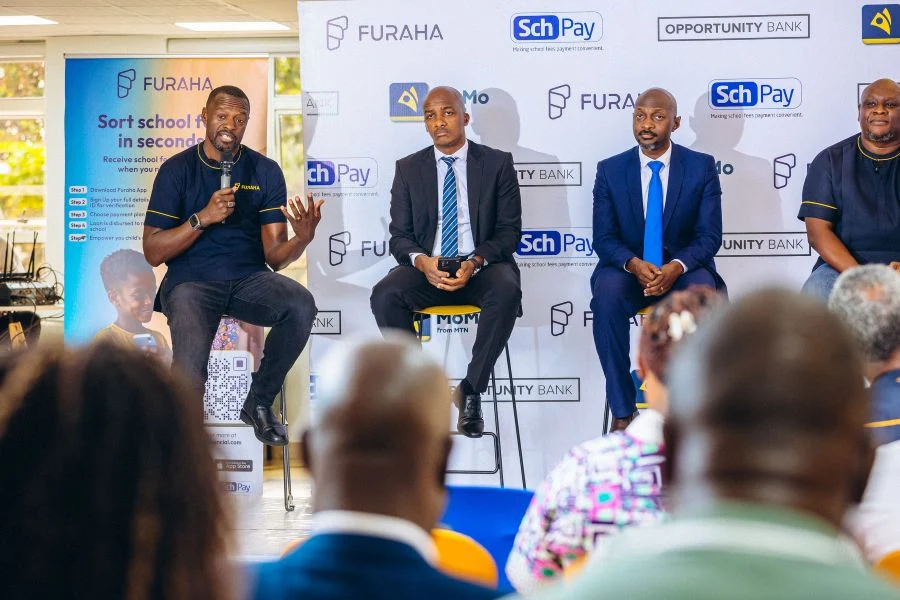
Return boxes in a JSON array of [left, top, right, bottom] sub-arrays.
[[798, 78, 900, 301], [143, 85, 322, 446]]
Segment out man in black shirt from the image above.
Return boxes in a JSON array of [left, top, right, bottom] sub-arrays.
[[143, 85, 322, 446], [798, 78, 900, 300]]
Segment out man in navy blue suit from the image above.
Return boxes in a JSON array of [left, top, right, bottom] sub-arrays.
[[591, 88, 724, 431], [248, 336, 502, 600]]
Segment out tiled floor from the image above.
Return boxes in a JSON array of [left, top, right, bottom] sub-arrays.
[[230, 465, 313, 562]]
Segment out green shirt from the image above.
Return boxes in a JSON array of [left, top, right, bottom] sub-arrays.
[[511, 501, 900, 600]]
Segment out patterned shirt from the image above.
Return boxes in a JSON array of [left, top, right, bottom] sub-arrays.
[[506, 410, 666, 593]]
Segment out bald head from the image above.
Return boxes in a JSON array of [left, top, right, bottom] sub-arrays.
[[305, 336, 453, 528], [666, 289, 872, 527], [637, 87, 678, 114], [425, 86, 465, 112], [313, 336, 449, 443]]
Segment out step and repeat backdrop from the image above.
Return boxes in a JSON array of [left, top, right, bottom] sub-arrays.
[[298, 0, 896, 487]]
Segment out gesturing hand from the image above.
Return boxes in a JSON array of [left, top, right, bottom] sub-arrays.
[[283, 193, 324, 244]]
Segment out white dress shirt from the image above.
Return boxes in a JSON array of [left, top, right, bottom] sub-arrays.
[[632, 144, 687, 272], [409, 141, 475, 265], [313, 510, 438, 565], [639, 144, 672, 215]]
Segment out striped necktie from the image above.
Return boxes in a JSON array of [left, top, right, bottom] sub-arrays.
[[440, 156, 459, 257], [643, 160, 664, 267]]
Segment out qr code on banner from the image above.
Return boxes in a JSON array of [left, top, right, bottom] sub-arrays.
[[203, 350, 253, 423]]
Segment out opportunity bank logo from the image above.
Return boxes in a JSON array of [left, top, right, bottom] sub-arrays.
[[708, 78, 802, 110], [117, 69, 136, 98], [306, 158, 378, 188], [658, 14, 810, 41], [511, 12, 602, 43]]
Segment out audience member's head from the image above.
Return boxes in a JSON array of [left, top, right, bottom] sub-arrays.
[[666, 289, 873, 528], [305, 335, 453, 532], [0, 343, 231, 600], [638, 286, 725, 414], [828, 264, 900, 380]]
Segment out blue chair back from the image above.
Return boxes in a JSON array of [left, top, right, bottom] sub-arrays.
[[440, 485, 534, 593]]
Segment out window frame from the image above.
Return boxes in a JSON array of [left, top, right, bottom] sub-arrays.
[[0, 58, 47, 258]]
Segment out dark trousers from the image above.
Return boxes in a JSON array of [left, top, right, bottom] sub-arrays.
[[370, 263, 521, 394], [590, 266, 716, 418], [161, 271, 317, 407]]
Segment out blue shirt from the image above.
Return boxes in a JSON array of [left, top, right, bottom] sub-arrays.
[[145, 143, 287, 286], [871, 368, 900, 446], [798, 134, 900, 270]]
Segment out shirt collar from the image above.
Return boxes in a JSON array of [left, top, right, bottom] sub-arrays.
[[626, 408, 665, 445], [312, 510, 438, 565], [434, 140, 468, 165], [638, 144, 672, 171]]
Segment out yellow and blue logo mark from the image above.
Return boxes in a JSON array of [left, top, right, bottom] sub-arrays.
[[390, 82, 429, 122], [863, 5, 899, 44]]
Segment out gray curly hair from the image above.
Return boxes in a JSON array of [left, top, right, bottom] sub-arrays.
[[828, 265, 900, 363]]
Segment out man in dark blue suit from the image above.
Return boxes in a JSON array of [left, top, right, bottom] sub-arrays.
[[248, 336, 502, 600], [591, 88, 724, 431]]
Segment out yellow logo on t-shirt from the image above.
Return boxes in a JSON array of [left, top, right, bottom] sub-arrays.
[[234, 182, 261, 192]]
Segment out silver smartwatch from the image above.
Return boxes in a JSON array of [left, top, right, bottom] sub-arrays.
[[189, 213, 204, 231]]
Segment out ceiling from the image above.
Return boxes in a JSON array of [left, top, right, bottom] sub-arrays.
[[0, 0, 299, 40]]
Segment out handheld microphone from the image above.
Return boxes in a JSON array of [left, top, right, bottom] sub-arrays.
[[220, 150, 234, 189]]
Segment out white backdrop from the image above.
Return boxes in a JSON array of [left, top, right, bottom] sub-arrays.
[[298, 0, 894, 488]]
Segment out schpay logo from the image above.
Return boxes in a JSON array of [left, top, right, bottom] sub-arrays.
[[512, 13, 602, 43], [517, 230, 594, 257], [307, 158, 378, 188], [709, 78, 802, 109]]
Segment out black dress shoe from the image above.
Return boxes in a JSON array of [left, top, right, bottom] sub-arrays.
[[240, 397, 288, 446], [457, 393, 484, 438]]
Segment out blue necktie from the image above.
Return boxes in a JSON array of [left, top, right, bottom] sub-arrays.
[[643, 160, 664, 267], [440, 156, 459, 257]]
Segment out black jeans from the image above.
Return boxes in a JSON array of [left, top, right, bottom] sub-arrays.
[[161, 271, 317, 407]]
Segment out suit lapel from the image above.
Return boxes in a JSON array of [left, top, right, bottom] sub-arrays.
[[466, 140, 482, 244], [626, 147, 644, 227], [419, 149, 439, 251], [663, 145, 684, 232]]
